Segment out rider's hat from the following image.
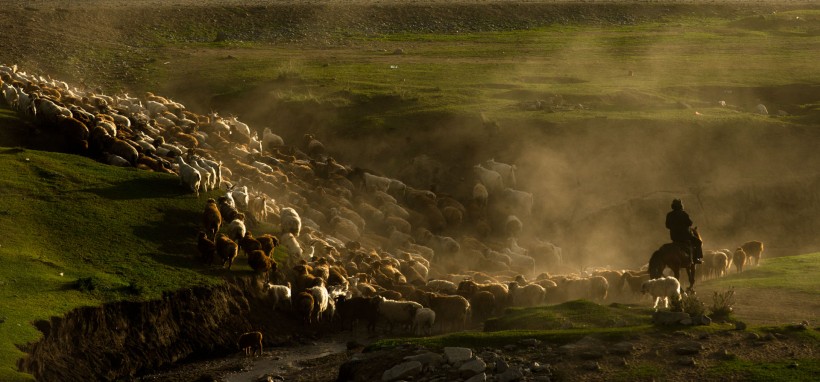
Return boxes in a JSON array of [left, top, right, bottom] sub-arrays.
[[671, 199, 683, 210]]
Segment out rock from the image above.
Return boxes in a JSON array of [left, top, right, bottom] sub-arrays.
[[774, 333, 788, 340], [530, 361, 549, 372], [444, 347, 473, 364], [788, 323, 808, 331], [674, 342, 703, 356], [495, 359, 509, 373], [393, 48, 405, 55], [788, 362, 799, 369], [610, 342, 635, 356], [532, 377, 551, 382], [619, 357, 629, 367], [735, 321, 747, 331], [680, 317, 694, 326], [695, 315, 712, 326], [578, 351, 604, 360], [716, 349, 736, 360], [382, 361, 423, 382], [679, 357, 698, 367], [519, 338, 540, 347], [673, 330, 691, 337], [496, 366, 524, 382], [465, 372, 487, 382], [404, 352, 445, 370], [653, 311, 691, 326], [763, 333, 777, 341], [746, 332, 760, 340], [459, 358, 487, 377], [582, 361, 602, 372], [503, 344, 517, 351], [756, 104, 769, 115]]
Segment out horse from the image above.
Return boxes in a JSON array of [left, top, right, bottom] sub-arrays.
[[648, 227, 703, 292]]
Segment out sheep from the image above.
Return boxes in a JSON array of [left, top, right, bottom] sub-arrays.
[[225, 213, 247, 242], [420, 292, 470, 332], [484, 158, 517, 188], [472, 182, 489, 208], [741, 241, 764, 267], [457, 280, 509, 310], [424, 279, 458, 295], [175, 156, 201, 196], [230, 185, 249, 212], [469, 290, 496, 323], [733, 247, 748, 273], [202, 199, 222, 240], [248, 250, 276, 284], [621, 271, 651, 297], [280, 233, 304, 267], [505, 215, 523, 239], [508, 281, 545, 307], [280, 207, 302, 236], [262, 127, 284, 151], [264, 282, 291, 311], [215, 234, 239, 269], [363, 172, 391, 193], [413, 307, 436, 336], [500, 187, 534, 217], [196, 231, 217, 266], [711, 251, 729, 278], [257, 234, 279, 256], [473, 165, 504, 194], [237, 331, 263, 357], [376, 296, 422, 334], [293, 291, 315, 325], [641, 276, 682, 310], [309, 284, 331, 323], [335, 296, 380, 332]]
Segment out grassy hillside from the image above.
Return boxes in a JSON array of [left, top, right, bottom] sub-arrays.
[[0, 146, 226, 381]]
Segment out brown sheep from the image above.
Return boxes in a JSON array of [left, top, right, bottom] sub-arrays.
[[238, 232, 263, 257], [420, 292, 471, 332], [733, 247, 748, 273], [469, 290, 496, 323], [248, 250, 276, 284], [257, 234, 279, 256], [202, 198, 222, 240], [237, 331, 263, 357], [197, 231, 217, 266], [740, 241, 764, 267], [294, 291, 315, 325], [215, 233, 239, 269], [55, 115, 89, 153]]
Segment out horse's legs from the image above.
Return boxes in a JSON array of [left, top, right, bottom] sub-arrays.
[[687, 266, 696, 293]]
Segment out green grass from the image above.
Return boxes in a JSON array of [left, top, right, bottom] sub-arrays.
[[0, 147, 233, 381], [700, 253, 820, 295], [484, 300, 652, 331], [706, 358, 820, 382], [111, 10, 820, 132]]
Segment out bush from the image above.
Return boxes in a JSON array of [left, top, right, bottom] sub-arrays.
[[679, 292, 706, 317], [74, 277, 98, 292], [710, 287, 736, 320]]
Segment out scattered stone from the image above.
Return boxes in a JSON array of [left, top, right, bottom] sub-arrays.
[[532, 377, 552, 382], [746, 332, 760, 340], [519, 338, 540, 347], [382, 361, 423, 382], [756, 104, 769, 115], [674, 342, 703, 356], [680, 317, 694, 326], [530, 361, 549, 372], [495, 359, 509, 373], [788, 323, 808, 331], [735, 321, 748, 331], [774, 333, 788, 340], [699, 333, 710, 340], [393, 48, 405, 55], [465, 372, 487, 382], [653, 311, 691, 326], [619, 357, 629, 367], [444, 347, 473, 364], [610, 342, 635, 356], [578, 351, 604, 360], [788, 362, 799, 369], [496, 366, 524, 382], [695, 315, 712, 326], [763, 333, 777, 341], [679, 357, 698, 367], [582, 361, 602, 372], [716, 349, 736, 360], [459, 358, 487, 377], [503, 344, 517, 351], [673, 330, 690, 337], [404, 352, 445, 370]]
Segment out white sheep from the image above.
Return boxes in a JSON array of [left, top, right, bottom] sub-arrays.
[[262, 127, 284, 150], [280, 207, 302, 236], [501, 187, 534, 217], [641, 276, 682, 310], [175, 156, 201, 196], [376, 297, 422, 334], [231, 186, 249, 212], [189, 158, 213, 192], [225, 214, 247, 242], [484, 158, 517, 189], [473, 165, 504, 194], [309, 284, 331, 323], [279, 232, 303, 264], [413, 307, 436, 336], [363, 172, 391, 193], [473, 182, 489, 207], [265, 282, 291, 311]]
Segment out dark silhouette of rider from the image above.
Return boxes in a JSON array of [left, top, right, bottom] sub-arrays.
[[666, 199, 701, 264]]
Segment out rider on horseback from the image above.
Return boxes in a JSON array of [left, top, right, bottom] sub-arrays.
[[666, 199, 702, 265]]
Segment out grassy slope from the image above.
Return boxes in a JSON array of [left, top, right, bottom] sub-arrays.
[[0, 146, 228, 381], [700, 252, 820, 295], [133, 10, 820, 130]]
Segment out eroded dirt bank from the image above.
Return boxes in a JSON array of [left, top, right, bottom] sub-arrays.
[[17, 277, 300, 382]]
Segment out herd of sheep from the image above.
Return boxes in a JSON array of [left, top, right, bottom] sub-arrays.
[[0, 64, 764, 339]]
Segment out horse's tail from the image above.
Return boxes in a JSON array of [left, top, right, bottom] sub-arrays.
[[648, 250, 664, 279]]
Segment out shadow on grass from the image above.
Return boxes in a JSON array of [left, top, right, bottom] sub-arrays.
[[132, 207, 200, 267], [85, 178, 188, 200]]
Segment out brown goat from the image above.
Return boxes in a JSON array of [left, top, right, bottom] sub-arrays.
[[741, 241, 764, 267], [197, 231, 217, 266], [733, 247, 748, 273], [248, 250, 276, 284]]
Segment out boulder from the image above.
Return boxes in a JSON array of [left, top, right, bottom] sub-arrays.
[[444, 347, 473, 364], [652, 311, 691, 326], [459, 357, 487, 377], [496, 366, 524, 382], [403, 352, 445, 370], [381, 361, 423, 382]]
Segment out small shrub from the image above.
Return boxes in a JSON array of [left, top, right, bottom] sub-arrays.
[[710, 287, 736, 319], [679, 292, 706, 317], [74, 277, 97, 292]]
